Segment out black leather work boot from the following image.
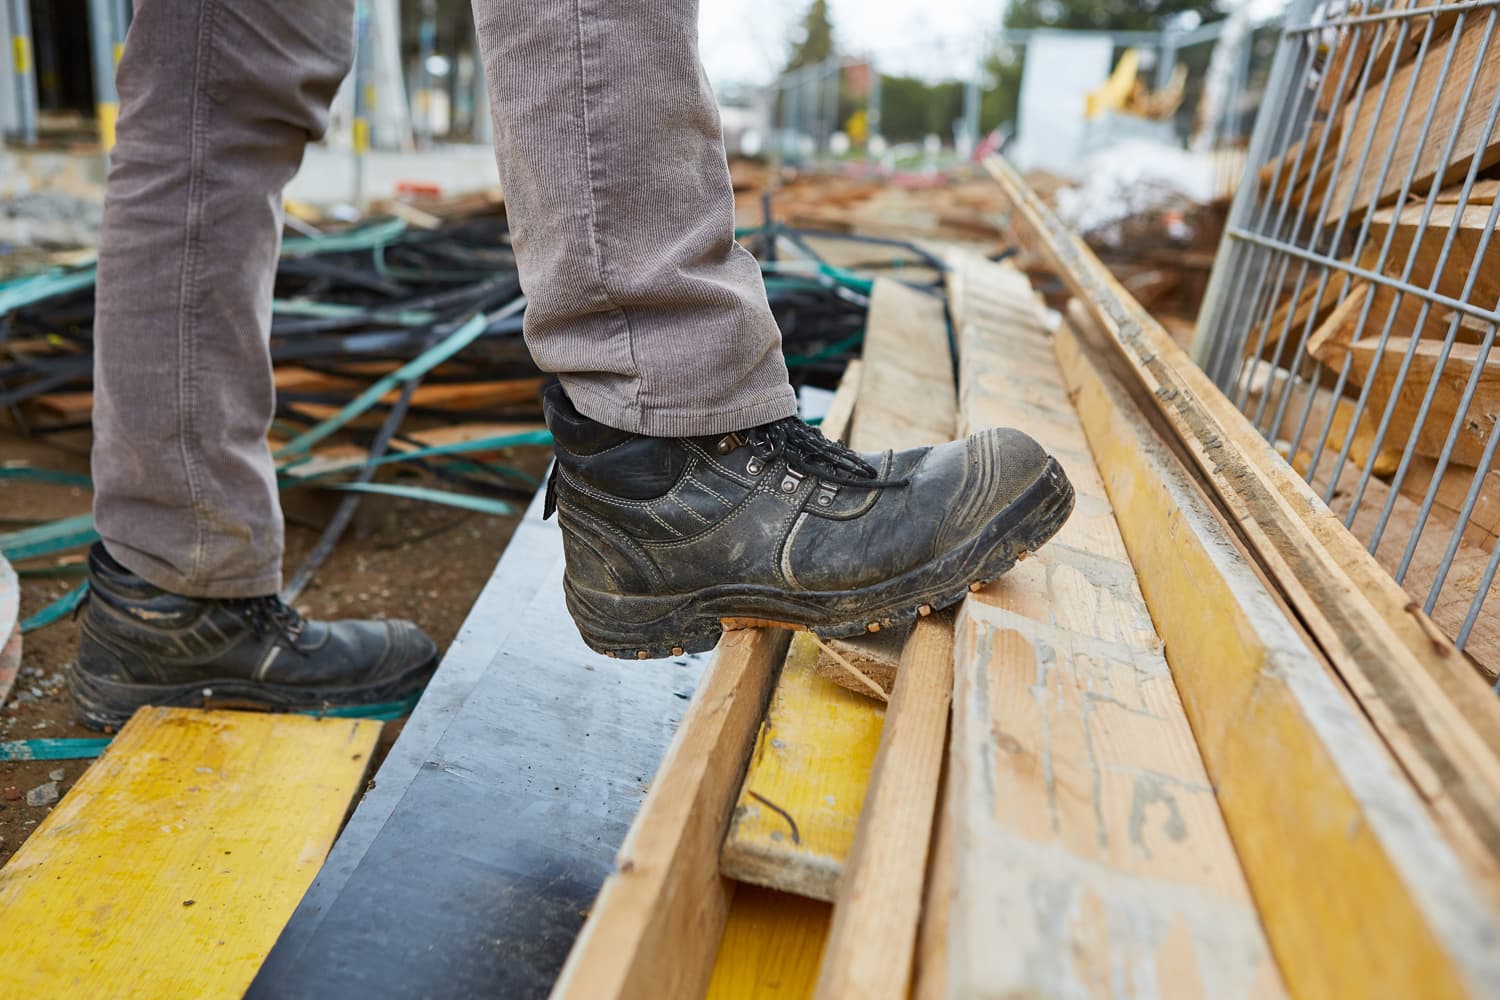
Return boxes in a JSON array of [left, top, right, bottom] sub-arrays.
[[542, 382, 1074, 659], [70, 544, 439, 730]]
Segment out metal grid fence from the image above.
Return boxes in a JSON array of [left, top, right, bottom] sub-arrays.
[[1193, 0, 1500, 681]]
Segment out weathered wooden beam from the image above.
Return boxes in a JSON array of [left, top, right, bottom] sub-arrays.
[[940, 252, 1283, 997], [987, 154, 1500, 899], [812, 615, 953, 999], [547, 627, 792, 1000], [1058, 307, 1500, 999], [1326, 23, 1500, 217]]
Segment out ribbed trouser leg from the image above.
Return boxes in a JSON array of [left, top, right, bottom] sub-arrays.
[[471, 0, 798, 437], [91, 0, 352, 597]]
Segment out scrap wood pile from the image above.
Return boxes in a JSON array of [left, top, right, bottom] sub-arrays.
[[1232, 4, 1500, 674], [733, 157, 1231, 346], [0, 187, 900, 624]]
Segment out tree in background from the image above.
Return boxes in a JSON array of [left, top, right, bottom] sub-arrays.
[[980, 0, 1225, 134], [879, 77, 966, 145], [785, 0, 835, 73]]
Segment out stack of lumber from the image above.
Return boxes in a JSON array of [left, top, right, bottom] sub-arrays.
[[1240, 7, 1500, 673], [543, 165, 1500, 998]]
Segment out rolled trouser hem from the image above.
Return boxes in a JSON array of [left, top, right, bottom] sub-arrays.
[[100, 537, 282, 600], [560, 378, 799, 437]]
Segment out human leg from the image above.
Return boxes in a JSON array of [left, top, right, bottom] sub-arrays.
[[92, 0, 353, 597], [78, 0, 436, 729], [470, 0, 797, 437]]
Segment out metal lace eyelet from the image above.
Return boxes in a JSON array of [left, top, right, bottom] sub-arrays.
[[746, 457, 763, 475], [780, 468, 806, 494]]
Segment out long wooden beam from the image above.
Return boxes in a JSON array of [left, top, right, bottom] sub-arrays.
[[1057, 309, 1500, 998], [940, 253, 1283, 997], [547, 627, 791, 1000], [986, 154, 1500, 898], [721, 281, 955, 902], [813, 615, 953, 999]]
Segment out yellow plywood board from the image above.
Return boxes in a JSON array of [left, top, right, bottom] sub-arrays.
[[0, 707, 380, 998], [705, 884, 831, 1000], [720, 633, 885, 901]]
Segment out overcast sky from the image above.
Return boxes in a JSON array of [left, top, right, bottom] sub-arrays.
[[698, 0, 1006, 86], [697, 0, 1288, 86]]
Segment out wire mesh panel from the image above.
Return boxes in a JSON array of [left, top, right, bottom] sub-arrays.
[[1193, 0, 1500, 684]]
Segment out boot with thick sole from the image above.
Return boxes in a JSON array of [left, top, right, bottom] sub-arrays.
[[542, 382, 1074, 659], [71, 544, 439, 730]]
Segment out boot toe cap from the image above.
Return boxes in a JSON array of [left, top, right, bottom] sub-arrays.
[[373, 619, 439, 682], [937, 428, 1052, 548]]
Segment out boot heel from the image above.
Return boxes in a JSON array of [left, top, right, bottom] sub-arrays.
[[562, 579, 723, 660]]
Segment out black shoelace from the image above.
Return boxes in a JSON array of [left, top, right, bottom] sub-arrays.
[[745, 417, 909, 489], [231, 596, 307, 645]]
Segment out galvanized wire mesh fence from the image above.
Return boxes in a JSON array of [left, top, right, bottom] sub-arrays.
[[1194, 0, 1500, 681]]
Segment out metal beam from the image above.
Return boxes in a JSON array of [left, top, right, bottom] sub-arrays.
[[6, 0, 36, 145]]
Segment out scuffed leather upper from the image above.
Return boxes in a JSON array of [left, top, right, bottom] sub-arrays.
[[544, 383, 1049, 596], [79, 544, 435, 686]]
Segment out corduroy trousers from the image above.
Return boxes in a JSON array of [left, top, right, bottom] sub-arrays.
[[92, 0, 796, 597]]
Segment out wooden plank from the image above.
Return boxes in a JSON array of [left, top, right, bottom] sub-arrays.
[[1401, 455, 1500, 550], [0, 708, 379, 997], [813, 615, 953, 1000], [1369, 198, 1500, 307], [721, 280, 953, 901], [552, 359, 867, 998], [909, 758, 953, 1000], [1343, 336, 1500, 466], [549, 628, 792, 1000], [1316, 459, 1500, 680], [1326, 22, 1500, 216], [808, 276, 958, 997], [849, 279, 956, 450], [943, 253, 1284, 998], [1058, 311, 1500, 999], [988, 154, 1500, 928], [704, 885, 830, 1000], [720, 633, 886, 900]]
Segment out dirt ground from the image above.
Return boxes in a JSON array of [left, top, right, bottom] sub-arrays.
[[0, 427, 550, 864]]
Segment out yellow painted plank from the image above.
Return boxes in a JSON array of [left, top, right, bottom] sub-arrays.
[[720, 633, 884, 900], [944, 255, 1285, 997], [1056, 313, 1500, 999], [705, 884, 831, 1000], [0, 707, 380, 999]]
